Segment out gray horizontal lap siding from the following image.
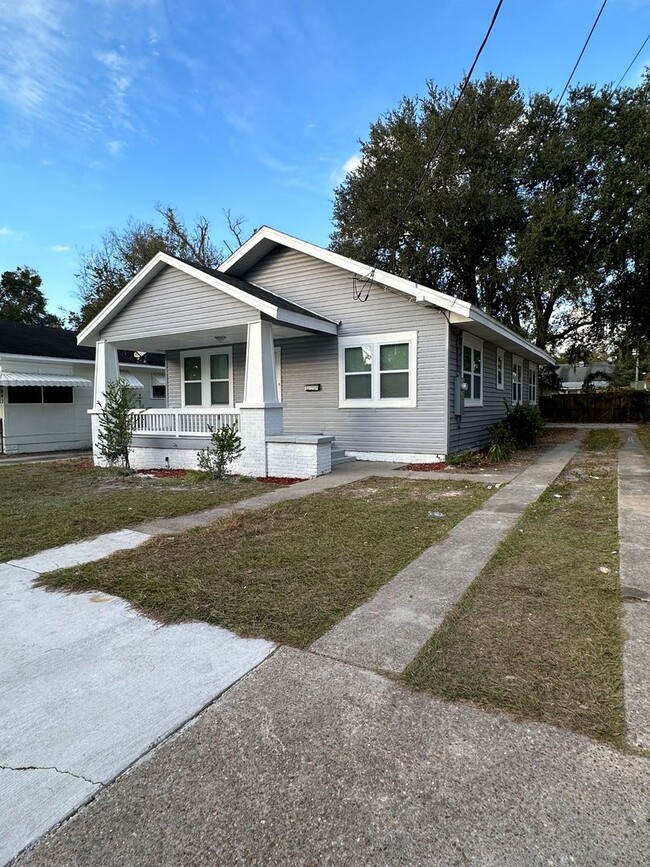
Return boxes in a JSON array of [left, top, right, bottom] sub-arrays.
[[244, 247, 448, 455], [448, 329, 535, 453], [100, 266, 257, 342]]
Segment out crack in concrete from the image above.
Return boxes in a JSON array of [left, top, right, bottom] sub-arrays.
[[0, 762, 101, 787]]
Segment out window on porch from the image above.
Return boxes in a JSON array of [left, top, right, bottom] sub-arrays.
[[181, 349, 233, 407]]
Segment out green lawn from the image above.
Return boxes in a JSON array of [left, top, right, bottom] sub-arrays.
[[405, 429, 626, 747], [0, 458, 275, 561], [38, 477, 493, 648]]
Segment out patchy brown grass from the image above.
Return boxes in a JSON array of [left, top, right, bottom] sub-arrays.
[[404, 432, 625, 747], [442, 426, 579, 474], [0, 458, 275, 561], [38, 477, 493, 648]]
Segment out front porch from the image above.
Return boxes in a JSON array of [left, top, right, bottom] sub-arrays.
[[90, 310, 338, 478], [125, 405, 335, 478]]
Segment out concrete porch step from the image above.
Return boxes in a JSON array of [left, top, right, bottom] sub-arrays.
[[331, 447, 355, 467]]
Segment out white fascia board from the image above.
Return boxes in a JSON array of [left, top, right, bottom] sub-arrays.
[[221, 226, 473, 318], [467, 308, 555, 365], [77, 254, 170, 345], [0, 352, 94, 365], [77, 252, 280, 347], [273, 308, 338, 334], [0, 353, 164, 369]]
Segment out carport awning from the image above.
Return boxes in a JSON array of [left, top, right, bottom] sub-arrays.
[[120, 371, 144, 388], [0, 372, 92, 387]]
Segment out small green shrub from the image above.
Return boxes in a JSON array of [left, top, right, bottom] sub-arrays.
[[196, 423, 245, 479], [488, 420, 514, 462], [97, 378, 139, 473], [447, 449, 482, 466], [504, 403, 545, 448]]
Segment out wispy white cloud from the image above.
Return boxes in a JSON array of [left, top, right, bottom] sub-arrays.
[[259, 154, 298, 174], [51, 244, 70, 253], [0, 1, 163, 150], [106, 139, 125, 156], [330, 152, 362, 184], [0, 225, 26, 240]]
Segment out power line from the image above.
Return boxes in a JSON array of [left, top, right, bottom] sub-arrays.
[[556, 0, 608, 106], [422, 0, 505, 171], [616, 31, 650, 88], [354, 0, 505, 300]]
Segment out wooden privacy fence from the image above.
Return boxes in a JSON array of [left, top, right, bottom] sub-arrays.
[[540, 391, 649, 423]]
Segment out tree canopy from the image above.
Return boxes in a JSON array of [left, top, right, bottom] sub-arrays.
[[331, 73, 650, 352], [0, 267, 63, 327], [71, 205, 246, 329]]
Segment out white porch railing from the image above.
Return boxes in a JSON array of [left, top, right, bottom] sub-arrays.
[[130, 408, 240, 438]]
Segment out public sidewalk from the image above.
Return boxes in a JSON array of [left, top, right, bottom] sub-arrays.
[[16, 647, 650, 867], [618, 431, 650, 750], [311, 434, 584, 673]]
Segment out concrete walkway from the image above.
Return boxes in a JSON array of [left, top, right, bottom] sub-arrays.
[[0, 450, 91, 465], [311, 435, 583, 673], [16, 648, 650, 867], [618, 431, 650, 751]]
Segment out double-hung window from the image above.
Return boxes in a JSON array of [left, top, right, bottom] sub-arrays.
[[529, 363, 538, 404], [496, 348, 505, 390], [512, 355, 523, 405], [462, 334, 483, 407], [339, 331, 417, 408], [181, 349, 233, 407]]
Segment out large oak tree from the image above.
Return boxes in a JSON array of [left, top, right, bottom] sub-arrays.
[[331, 73, 650, 351]]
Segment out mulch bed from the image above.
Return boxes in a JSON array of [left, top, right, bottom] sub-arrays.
[[136, 469, 305, 485], [402, 462, 449, 472], [136, 469, 189, 478], [257, 476, 306, 485]]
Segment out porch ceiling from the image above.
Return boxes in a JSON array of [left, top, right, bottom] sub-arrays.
[[105, 322, 323, 353]]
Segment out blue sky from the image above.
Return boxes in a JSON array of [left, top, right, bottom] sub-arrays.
[[1, 0, 649, 317]]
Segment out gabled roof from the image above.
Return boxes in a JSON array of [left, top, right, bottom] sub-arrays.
[[0, 321, 164, 366], [220, 226, 555, 366], [77, 252, 338, 346]]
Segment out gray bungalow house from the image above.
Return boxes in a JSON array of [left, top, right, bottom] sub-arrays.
[[79, 227, 554, 477]]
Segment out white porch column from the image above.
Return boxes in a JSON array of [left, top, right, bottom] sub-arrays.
[[93, 339, 120, 408], [90, 339, 121, 466], [237, 320, 283, 477]]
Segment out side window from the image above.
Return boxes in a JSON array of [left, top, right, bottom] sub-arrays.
[[496, 349, 504, 390], [462, 335, 483, 407], [512, 356, 523, 404], [529, 364, 538, 404]]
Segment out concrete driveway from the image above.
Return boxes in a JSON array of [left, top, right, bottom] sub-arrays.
[[0, 561, 274, 866]]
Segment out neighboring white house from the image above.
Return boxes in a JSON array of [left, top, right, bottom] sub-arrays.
[[78, 227, 555, 478], [0, 322, 166, 454]]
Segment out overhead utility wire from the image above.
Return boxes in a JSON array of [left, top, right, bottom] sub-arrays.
[[353, 0, 505, 301], [556, 0, 608, 106], [616, 31, 650, 88]]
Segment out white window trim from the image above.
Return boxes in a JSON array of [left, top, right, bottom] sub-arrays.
[[512, 355, 523, 405], [338, 331, 417, 409], [496, 348, 505, 391], [529, 362, 538, 404], [462, 333, 483, 407], [180, 348, 234, 408]]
